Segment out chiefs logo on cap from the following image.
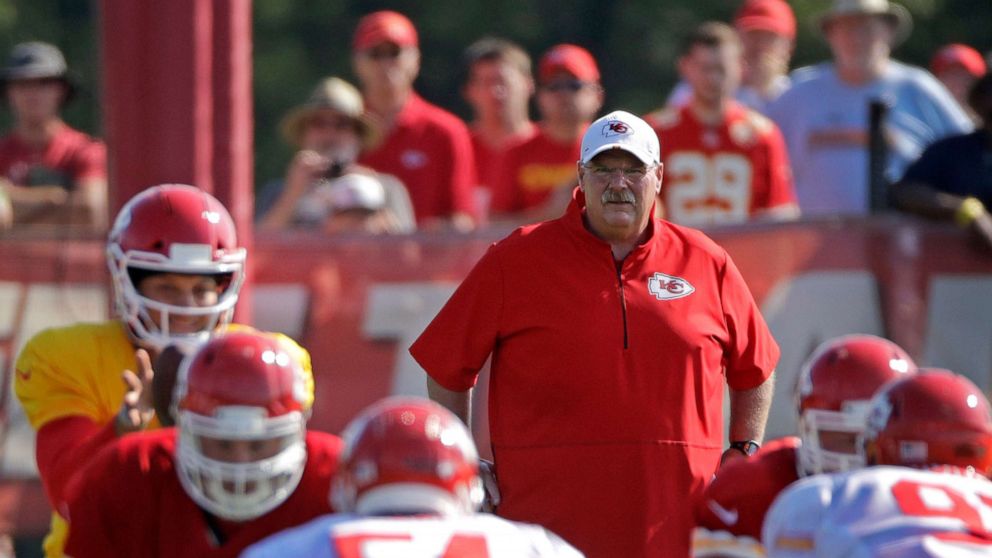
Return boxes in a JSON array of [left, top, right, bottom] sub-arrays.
[[603, 120, 631, 138]]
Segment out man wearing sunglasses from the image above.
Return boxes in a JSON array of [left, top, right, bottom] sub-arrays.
[[490, 43, 604, 221], [414, 110, 778, 558], [352, 10, 477, 232]]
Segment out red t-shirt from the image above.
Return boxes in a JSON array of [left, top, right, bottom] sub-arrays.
[[410, 191, 779, 558], [0, 123, 106, 189], [359, 93, 477, 224], [490, 128, 582, 214], [695, 436, 802, 539], [647, 103, 795, 226], [471, 126, 538, 215], [65, 428, 342, 558]]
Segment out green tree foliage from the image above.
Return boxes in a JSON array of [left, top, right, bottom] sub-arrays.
[[0, 0, 986, 195]]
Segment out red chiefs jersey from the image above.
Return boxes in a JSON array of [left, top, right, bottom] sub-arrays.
[[64, 428, 342, 558], [646, 103, 796, 226], [0, 123, 105, 189], [489, 128, 582, 214], [359, 93, 477, 224], [695, 436, 802, 540], [411, 190, 779, 558]]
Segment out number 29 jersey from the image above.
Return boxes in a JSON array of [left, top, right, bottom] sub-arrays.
[[763, 465, 992, 558], [646, 103, 797, 227], [241, 513, 585, 558]]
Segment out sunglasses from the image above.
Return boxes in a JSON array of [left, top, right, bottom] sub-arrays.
[[362, 44, 404, 60], [541, 79, 592, 93]]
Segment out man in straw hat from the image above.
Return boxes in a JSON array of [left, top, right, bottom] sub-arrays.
[[767, 0, 972, 216], [259, 76, 414, 233], [0, 41, 106, 229]]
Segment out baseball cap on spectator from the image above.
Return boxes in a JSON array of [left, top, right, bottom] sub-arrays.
[[931, 43, 987, 78], [353, 11, 418, 52], [280, 77, 380, 150], [328, 174, 387, 213], [580, 110, 660, 166], [0, 41, 76, 102], [539, 44, 600, 84], [734, 0, 796, 41], [815, 0, 913, 46]]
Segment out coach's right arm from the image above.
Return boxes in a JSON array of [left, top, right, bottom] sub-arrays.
[[411, 245, 504, 428]]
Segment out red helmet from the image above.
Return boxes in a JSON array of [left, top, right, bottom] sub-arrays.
[[862, 369, 992, 475], [331, 397, 483, 516], [797, 334, 917, 475], [175, 331, 309, 521], [106, 184, 246, 351]]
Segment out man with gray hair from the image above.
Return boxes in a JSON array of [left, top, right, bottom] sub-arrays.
[[767, 0, 972, 216], [412, 110, 778, 558]]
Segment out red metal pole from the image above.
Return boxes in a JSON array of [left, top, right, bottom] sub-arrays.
[[100, 0, 253, 322]]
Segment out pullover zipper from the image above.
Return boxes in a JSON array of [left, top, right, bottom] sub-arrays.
[[616, 263, 629, 349]]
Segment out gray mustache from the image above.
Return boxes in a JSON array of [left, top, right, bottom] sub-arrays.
[[602, 190, 636, 204]]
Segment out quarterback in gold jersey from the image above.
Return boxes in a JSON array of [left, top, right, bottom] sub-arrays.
[[14, 184, 314, 557]]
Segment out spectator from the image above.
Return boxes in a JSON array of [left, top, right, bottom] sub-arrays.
[[0, 41, 106, 230], [930, 43, 987, 123], [352, 10, 477, 232], [490, 43, 604, 221], [258, 77, 414, 233], [462, 37, 537, 222], [242, 397, 583, 557], [411, 110, 778, 558], [891, 72, 992, 251], [667, 0, 797, 115], [64, 331, 343, 558], [647, 21, 798, 226], [767, 0, 973, 216], [14, 184, 315, 557]]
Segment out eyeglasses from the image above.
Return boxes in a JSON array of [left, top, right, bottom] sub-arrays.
[[541, 79, 592, 93], [582, 164, 655, 181]]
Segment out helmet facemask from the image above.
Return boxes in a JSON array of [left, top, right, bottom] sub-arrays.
[[177, 406, 306, 522], [107, 242, 245, 353], [798, 400, 870, 476]]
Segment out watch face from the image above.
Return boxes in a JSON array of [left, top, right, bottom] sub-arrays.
[[732, 441, 759, 456]]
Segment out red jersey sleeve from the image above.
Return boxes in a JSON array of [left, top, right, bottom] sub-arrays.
[[36, 416, 116, 513], [719, 252, 779, 391], [409, 244, 503, 391], [73, 138, 107, 182], [694, 437, 801, 539]]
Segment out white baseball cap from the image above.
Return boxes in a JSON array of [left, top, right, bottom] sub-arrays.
[[579, 110, 660, 166], [327, 173, 386, 212]]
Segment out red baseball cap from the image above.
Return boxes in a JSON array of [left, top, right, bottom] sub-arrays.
[[539, 44, 600, 83], [734, 0, 796, 40], [353, 10, 418, 52], [931, 43, 987, 78]]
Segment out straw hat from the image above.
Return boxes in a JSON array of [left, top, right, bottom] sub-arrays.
[[280, 77, 380, 150], [815, 0, 913, 46]]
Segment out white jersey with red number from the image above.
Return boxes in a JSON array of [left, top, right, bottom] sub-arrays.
[[763, 465, 992, 558], [645, 103, 796, 227], [240, 512, 584, 558]]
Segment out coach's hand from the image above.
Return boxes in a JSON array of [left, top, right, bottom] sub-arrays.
[[479, 459, 500, 512]]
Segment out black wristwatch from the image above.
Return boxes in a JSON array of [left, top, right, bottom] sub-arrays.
[[728, 440, 761, 456]]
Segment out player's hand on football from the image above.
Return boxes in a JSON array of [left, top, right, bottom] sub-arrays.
[[116, 348, 156, 435], [479, 459, 500, 513]]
